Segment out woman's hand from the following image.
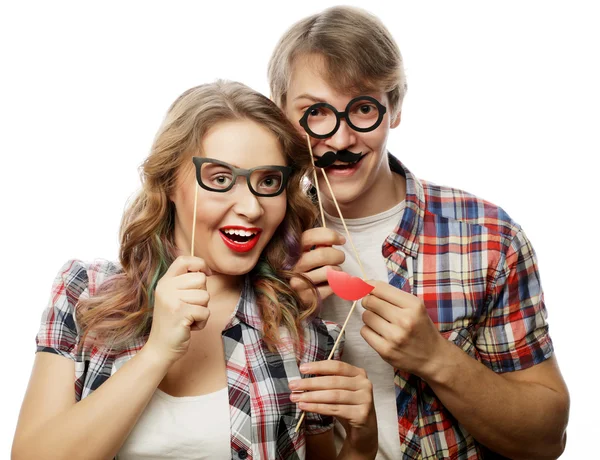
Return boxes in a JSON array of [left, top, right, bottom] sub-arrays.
[[289, 361, 378, 458], [144, 255, 212, 366]]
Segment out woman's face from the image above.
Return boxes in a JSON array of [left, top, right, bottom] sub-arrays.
[[171, 119, 288, 276]]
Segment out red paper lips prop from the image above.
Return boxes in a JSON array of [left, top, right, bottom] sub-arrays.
[[326, 267, 374, 301]]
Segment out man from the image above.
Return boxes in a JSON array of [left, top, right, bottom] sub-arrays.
[[268, 6, 569, 459]]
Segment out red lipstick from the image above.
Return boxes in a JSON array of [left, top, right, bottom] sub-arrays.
[[219, 226, 262, 253]]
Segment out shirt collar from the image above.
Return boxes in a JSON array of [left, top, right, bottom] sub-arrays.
[[227, 275, 263, 331], [385, 153, 425, 258]]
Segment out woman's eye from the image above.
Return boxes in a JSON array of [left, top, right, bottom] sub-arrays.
[[308, 107, 320, 116], [260, 175, 281, 190], [212, 174, 232, 187]]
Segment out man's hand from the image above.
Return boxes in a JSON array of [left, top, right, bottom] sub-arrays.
[[290, 228, 346, 306], [289, 360, 377, 457], [360, 280, 447, 378]]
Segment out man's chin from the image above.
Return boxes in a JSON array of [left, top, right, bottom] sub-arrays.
[[320, 182, 365, 211]]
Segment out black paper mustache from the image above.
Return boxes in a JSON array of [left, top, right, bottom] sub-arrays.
[[313, 150, 364, 168]]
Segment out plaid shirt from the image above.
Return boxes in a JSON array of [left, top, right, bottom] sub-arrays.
[[36, 259, 343, 460], [382, 155, 553, 459]]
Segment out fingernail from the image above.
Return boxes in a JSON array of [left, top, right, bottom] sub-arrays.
[[299, 364, 309, 373], [290, 393, 300, 401], [288, 380, 298, 390]]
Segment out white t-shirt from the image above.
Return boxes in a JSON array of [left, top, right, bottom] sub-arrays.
[[322, 200, 405, 460], [117, 387, 231, 460]]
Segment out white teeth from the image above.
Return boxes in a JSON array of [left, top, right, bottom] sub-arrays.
[[223, 229, 257, 237]]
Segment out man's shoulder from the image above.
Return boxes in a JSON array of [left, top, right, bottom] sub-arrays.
[[418, 178, 521, 240]]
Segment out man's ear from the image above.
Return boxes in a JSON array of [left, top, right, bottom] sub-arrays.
[[390, 111, 402, 129]]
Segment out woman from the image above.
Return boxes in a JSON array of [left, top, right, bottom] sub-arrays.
[[12, 81, 377, 460]]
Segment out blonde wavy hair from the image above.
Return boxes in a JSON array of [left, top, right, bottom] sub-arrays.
[[76, 80, 318, 353]]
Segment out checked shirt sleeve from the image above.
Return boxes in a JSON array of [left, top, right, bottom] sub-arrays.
[[302, 319, 345, 436], [476, 229, 554, 373], [36, 260, 88, 361]]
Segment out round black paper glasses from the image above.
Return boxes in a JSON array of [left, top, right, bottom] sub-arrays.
[[299, 96, 387, 139]]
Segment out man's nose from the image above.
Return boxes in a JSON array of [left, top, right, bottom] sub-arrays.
[[324, 120, 357, 151]]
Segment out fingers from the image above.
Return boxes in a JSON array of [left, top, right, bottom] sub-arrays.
[[367, 280, 416, 308], [300, 360, 366, 378], [294, 247, 345, 274], [360, 325, 391, 358], [306, 266, 342, 286], [290, 389, 366, 405], [289, 266, 340, 292], [182, 303, 210, 328], [300, 228, 346, 251], [361, 294, 399, 323], [290, 375, 362, 392], [165, 256, 213, 278], [175, 271, 207, 290], [297, 284, 334, 307], [289, 361, 374, 425], [361, 310, 397, 340], [179, 289, 210, 307]]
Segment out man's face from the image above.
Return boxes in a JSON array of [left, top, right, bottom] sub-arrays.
[[283, 54, 400, 208]]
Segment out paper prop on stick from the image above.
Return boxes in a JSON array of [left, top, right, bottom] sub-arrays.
[[326, 267, 374, 301], [295, 132, 373, 433], [313, 149, 365, 168]]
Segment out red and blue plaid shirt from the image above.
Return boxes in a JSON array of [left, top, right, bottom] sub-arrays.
[[36, 259, 343, 460], [382, 155, 553, 459]]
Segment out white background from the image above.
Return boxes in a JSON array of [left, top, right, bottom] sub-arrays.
[[1, 1, 598, 458]]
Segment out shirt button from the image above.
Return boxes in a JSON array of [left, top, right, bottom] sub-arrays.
[[238, 449, 248, 459]]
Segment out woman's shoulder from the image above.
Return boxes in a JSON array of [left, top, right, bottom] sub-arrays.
[[37, 259, 121, 360], [52, 258, 122, 299]]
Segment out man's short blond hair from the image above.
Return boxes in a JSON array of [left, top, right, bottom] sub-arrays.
[[268, 6, 407, 113]]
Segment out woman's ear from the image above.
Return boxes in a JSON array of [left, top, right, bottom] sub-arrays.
[[391, 111, 402, 129]]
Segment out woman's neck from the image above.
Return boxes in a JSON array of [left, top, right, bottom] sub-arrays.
[[206, 273, 243, 299]]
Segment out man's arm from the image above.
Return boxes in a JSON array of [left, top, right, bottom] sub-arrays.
[[429, 343, 568, 459], [361, 282, 569, 459]]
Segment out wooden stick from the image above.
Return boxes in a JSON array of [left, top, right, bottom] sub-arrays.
[[190, 181, 198, 257], [295, 138, 370, 432], [319, 168, 367, 279], [306, 134, 326, 229], [294, 299, 359, 432]]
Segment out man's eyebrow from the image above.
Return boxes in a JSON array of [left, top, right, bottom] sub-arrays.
[[292, 93, 325, 103]]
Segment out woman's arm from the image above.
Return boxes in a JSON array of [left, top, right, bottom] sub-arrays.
[[12, 347, 170, 460], [13, 255, 212, 460]]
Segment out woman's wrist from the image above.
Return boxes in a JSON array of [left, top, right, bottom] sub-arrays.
[[137, 343, 175, 375]]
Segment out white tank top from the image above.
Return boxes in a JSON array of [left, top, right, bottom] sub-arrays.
[[117, 387, 231, 460], [322, 200, 405, 460]]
